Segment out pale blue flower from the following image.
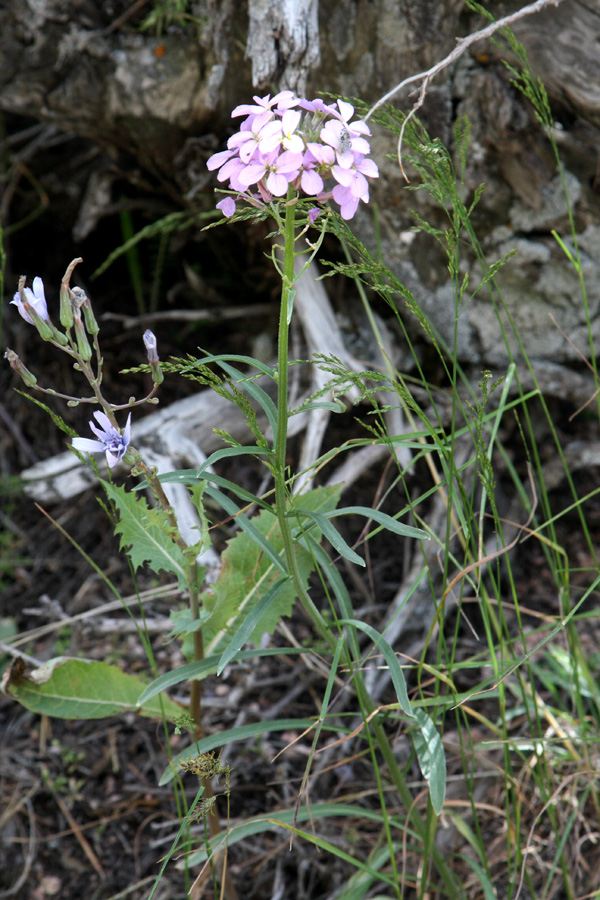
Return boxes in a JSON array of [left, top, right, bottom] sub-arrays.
[[11, 276, 49, 324], [72, 411, 132, 468]]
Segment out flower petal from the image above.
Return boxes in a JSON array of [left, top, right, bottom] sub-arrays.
[[92, 410, 114, 434], [71, 437, 106, 453]]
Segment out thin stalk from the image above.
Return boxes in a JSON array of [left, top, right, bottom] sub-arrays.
[[271, 196, 461, 897], [137, 458, 237, 900]]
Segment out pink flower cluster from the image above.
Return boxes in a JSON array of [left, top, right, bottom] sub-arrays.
[[207, 92, 379, 221]]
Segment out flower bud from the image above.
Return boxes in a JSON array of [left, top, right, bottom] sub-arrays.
[[143, 329, 158, 360], [143, 329, 163, 384], [5, 348, 37, 388], [73, 309, 93, 361], [73, 287, 100, 336], [59, 282, 74, 330], [50, 325, 70, 347]]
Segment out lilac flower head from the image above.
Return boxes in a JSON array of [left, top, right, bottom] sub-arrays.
[[207, 93, 378, 221], [11, 276, 49, 325], [72, 411, 132, 469]]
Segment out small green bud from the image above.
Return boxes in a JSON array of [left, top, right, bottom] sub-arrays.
[[4, 348, 37, 388], [71, 287, 99, 335], [50, 325, 70, 347], [59, 283, 74, 330], [74, 312, 92, 361]]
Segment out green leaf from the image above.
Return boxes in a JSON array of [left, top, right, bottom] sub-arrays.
[[101, 480, 188, 587], [295, 509, 365, 566], [412, 708, 446, 815], [218, 359, 279, 443], [137, 647, 306, 708], [217, 577, 290, 674], [201, 484, 343, 654], [17, 391, 78, 438], [291, 398, 346, 415], [3, 657, 182, 720], [194, 446, 274, 479], [328, 506, 428, 540], [338, 619, 413, 718], [159, 718, 349, 785], [204, 486, 287, 574], [182, 803, 404, 876], [168, 607, 212, 637]]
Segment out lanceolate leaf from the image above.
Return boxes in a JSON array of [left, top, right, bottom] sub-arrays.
[[217, 577, 290, 674], [328, 506, 429, 541], [158, 718, 349, 785], [137, 647, 307, 707], [3, 657, 182, 720], [338, 619, 413, 718], [412, 708, 446, 815], [295, 509, 365, 566], [101, 480, 188, 587]]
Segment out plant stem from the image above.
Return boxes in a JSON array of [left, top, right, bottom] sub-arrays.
[[139, 458, 237, 899], [271, 199, 461, 897]]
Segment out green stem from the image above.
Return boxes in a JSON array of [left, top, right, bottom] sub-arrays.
[[271, 198, 460, 897], [273, 195, 338, 653]]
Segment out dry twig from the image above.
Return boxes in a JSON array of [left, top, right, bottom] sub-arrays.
[[365, 0, 566, 174]]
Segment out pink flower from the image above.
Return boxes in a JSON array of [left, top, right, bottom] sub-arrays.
[[231, 91, 297, 118], [228, 110, 274, 163], [332, 154, 379, 198], [253, 109, 304, 159], [206, 92, 379, 221], [217, 197, 236, 217], [239, 149, 303, 197]]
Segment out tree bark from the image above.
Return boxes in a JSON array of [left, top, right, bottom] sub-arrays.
[[3, 0, 600, 371]]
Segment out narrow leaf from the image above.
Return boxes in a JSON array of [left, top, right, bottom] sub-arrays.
[[159, 717, 346, 785], [183, 803, 408, 867], [412, 708, 446, 814], [150, 469, 273, 511], [329, 506, 428, 540], [204, 485, 287, 574], [296, 509, 365, 566], [338, 619, 413, 718], [194, 446, 273, 478], [217, 359, 279, 441], [137, 647, 306, 706], [217, 577, 290, 674]]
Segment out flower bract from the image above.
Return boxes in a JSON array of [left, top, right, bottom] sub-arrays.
[[207, 93, 378, 221], [72, 411, 132, 469]]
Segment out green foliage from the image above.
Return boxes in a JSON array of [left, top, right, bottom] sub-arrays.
[[140, 0, 202, 37], [91, 210, 201, 279], [4, 657, 182, 720], [199, 484, 343, 655], [163, 353, 277, 450], [16, 390, 78, 437], [101, 480, 204, 589]]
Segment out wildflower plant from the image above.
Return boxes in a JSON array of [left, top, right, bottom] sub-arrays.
[[4, 95, 453, 897]]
